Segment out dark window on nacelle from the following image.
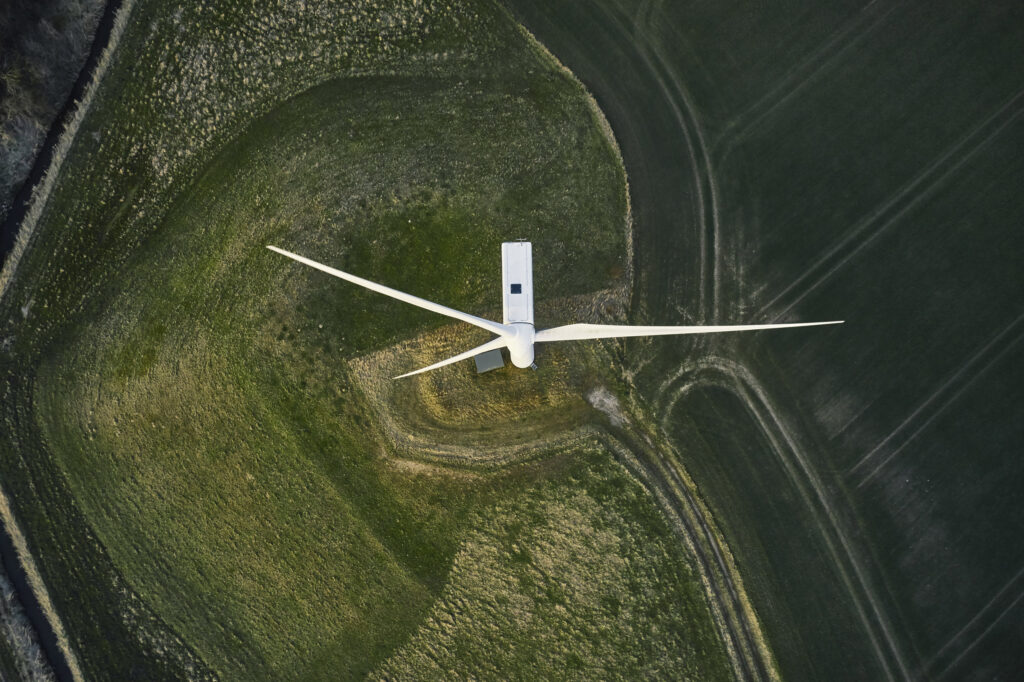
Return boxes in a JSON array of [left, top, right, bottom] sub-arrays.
[[510, 283, 522, 294]]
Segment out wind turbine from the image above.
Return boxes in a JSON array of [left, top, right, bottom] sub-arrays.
[[267, 242, 842, 379]]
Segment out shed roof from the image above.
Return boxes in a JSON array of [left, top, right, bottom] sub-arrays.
[[474, 348, 505, 373]]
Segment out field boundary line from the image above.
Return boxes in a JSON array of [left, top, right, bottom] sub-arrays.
[[633, 1, 722, 321], [0, 1, 137, 679], [509, 14, 635, 298], [508, 10, 771, 677], [599, 423, 777, 682]]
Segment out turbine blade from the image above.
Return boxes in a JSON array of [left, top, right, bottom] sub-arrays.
[[267, 246, 511, 338], [393, 337, 508, 379], [534, 320, 843, 342]]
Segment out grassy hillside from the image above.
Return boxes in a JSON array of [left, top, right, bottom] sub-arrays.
[[504, 0, 1024, 679], [32, 71, 630, 679], [0, 0, 733, 679], [375, 446, 731, 680]]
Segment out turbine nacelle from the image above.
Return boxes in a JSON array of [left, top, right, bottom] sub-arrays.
[[266, 242, 843, 379]]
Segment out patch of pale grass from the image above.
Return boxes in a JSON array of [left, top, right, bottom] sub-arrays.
[[373, 446, 730, 680], [349, 287, 629, 466]]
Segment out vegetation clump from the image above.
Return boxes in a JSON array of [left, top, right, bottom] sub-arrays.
[[0, 0, 104, 224]]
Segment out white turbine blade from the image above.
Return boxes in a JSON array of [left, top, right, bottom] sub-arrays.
[[267, 246, 511, 338], [393, 337, 508, 379], [535, 320, 843, 342]]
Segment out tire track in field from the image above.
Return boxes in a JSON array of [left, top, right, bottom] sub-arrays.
[[615, 3, 907, 677], [598, 428, 774, 682], [934, 591, 1024, 680], [657, 358, 912, 682], [925, 565, 1024, 679], [760, 89, 1024, 321], [851, 311, 1024, 487], [509, 8, 765, 674], [527, 7, 766, 673], [500, 5, 771, 677], [714, 0, 906, 157], [595, 0, 719, 323], [633, 0, 723, 323], [596, 10, 773, 675]]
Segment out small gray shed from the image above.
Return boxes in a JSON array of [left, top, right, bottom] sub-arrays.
[[474, 348, 505, 374]]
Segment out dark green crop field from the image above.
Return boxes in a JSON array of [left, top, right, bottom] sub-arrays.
[[0, 0, 737, 680], [505, 0, 1024, 680]]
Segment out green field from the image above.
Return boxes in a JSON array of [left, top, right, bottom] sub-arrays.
[[0, 0, 740, 679], [506, 0, 1024, 679]]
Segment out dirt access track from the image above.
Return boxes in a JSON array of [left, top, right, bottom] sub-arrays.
[[503, 1, 1024, 681]]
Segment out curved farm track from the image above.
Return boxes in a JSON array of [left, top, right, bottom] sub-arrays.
[[504, 1, 1024, 681], [502, 2, 777, 680]]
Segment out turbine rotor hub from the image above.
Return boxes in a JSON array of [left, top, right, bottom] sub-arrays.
[[505, 323, 535, 368]]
